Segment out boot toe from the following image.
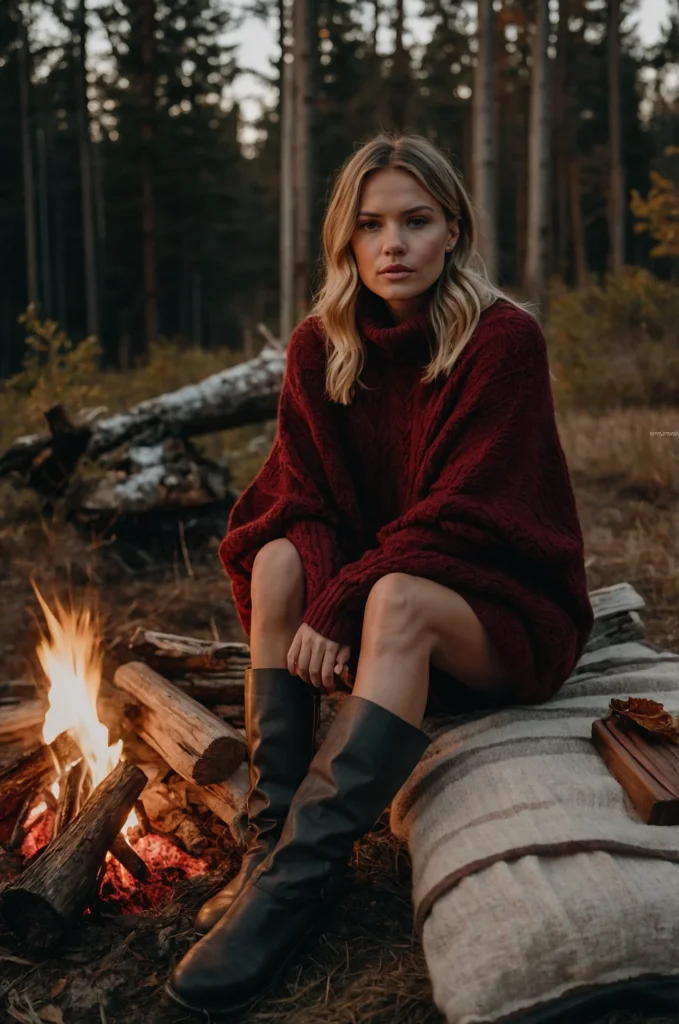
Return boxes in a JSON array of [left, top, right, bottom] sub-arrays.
[[194, 888, 236, 935], [168, 880, 323, 1013], [195, 846, 273, 934]]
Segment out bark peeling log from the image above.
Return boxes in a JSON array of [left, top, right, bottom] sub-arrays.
[[1, 760, 147, 949], [113, 662, 247, 784]]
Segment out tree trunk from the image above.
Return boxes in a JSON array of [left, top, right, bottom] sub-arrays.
[[280, 0, 296, 344], [141, 0, 157, 357], [523, 0, 551, 312], [293, 0, 312, 322], [608, 0, 625, 273], [552, 0, 571, 280], [36, 114, 52, 316], [75, 0, 99, 339], [389, 0, 410, 131], [17, 12, 38, 308], [472, 0, 497, 280], [569, 156, 588, 287]]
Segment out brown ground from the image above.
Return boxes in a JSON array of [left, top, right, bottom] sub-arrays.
[[1, 406, 678, 1023]]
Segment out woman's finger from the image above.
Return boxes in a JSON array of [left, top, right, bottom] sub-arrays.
[[297, 633, 315, 687], [308, 636, 326, 689], [287, 630, 302, 676], [322, 646, 337, 694]]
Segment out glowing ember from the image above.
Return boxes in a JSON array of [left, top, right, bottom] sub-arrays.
[[33, 583, 122, 788], [100, 833, 209, 912]]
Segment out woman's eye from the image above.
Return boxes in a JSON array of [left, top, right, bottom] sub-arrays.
[[358, 217, 428, 230]]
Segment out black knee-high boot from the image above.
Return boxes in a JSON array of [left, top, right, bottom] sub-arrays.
[[194, 666, 320, 934], [167, 695, 430, 1015]]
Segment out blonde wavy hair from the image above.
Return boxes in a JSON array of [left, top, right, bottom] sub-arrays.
[[308, 130, 534, 405]]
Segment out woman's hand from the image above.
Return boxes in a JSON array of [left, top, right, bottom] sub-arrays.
[[287, 623, 352, 693]]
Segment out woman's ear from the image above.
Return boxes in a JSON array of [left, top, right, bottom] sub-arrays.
[[447, 217, 461, 251]]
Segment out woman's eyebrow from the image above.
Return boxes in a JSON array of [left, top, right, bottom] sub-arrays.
[[357, 204, 435, 216]]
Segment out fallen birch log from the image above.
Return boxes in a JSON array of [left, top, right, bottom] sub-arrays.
[[1, 759, 147, 949], [0, 336, 286, 480], [113, 662, 247, 785]]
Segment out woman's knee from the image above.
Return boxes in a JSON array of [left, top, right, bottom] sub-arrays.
[[251, 539, 305, 619]]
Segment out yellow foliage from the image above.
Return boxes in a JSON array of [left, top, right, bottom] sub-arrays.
[[7, 305, 104, 432], [629, 146, 679, 258], [546, 268, 679, 410]]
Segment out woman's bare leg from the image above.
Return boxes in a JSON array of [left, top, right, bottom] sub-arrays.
[[249, 538, 306, 668]]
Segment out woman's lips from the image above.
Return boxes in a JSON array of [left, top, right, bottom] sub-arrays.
[[380, 270, 414, 280]]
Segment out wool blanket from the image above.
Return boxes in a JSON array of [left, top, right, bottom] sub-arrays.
[[390, 637, 679, 1023]]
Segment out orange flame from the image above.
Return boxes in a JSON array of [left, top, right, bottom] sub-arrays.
[[34, 583, 122, 788]]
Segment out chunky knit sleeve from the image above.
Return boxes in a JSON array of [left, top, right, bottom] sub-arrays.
[[219, 319, 364, 638], [302, 313, 593, 704]]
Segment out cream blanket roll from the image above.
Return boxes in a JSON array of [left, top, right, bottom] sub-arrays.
[[390, 641, 679, 1024]]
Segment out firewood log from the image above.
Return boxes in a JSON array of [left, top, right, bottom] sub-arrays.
[[0, 698, 45, 742], [109, 834, 148, 882], [113, 662, 247, 785], [0, 760, 147, 949], [174, 677, 245, 706], [128, 629, 250, 675], [187, 761, 250, 843], [53, 758, 91, 836], [0, 731, 81, 822]]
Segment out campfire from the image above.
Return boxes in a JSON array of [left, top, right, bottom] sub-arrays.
[[0, 587, 254, 951]]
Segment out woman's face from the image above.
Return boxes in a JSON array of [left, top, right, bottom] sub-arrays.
[[349, 167, 459, 324]]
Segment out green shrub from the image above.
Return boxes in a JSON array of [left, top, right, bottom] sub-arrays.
[[546, 269, 679, 410]]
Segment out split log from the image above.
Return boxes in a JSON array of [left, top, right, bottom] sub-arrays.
[[0, 731, 81, 822], [113, 662, 247, 785], [109, 834, 148, 883], [128, 629, 250, 675], [187, 761, 250, 844], [212, 705, 245, 728], [1, 759, 147, 949], [0, 698, 45, 742], [8, 793, 38, 851], [53, 758, 91, 837], [175, 677, 245, 707], [0, 679, 37, 700], [0, 745, 56, 823]]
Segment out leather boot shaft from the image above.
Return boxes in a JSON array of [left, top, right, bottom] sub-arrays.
[[243, 666, 320, 846], [253, 695, 430, 900], [194, 666, 319, 934]]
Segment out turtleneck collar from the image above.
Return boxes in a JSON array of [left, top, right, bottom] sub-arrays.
[[355, 285, 435, 365]]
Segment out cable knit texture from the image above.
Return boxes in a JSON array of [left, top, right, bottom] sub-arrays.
[[219, 284, 594, 706]]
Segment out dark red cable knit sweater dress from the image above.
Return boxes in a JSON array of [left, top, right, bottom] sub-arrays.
[[219, 285, 594, 709]]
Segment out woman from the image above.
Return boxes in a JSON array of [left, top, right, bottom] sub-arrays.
[[166, 131, 593, 1015]]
